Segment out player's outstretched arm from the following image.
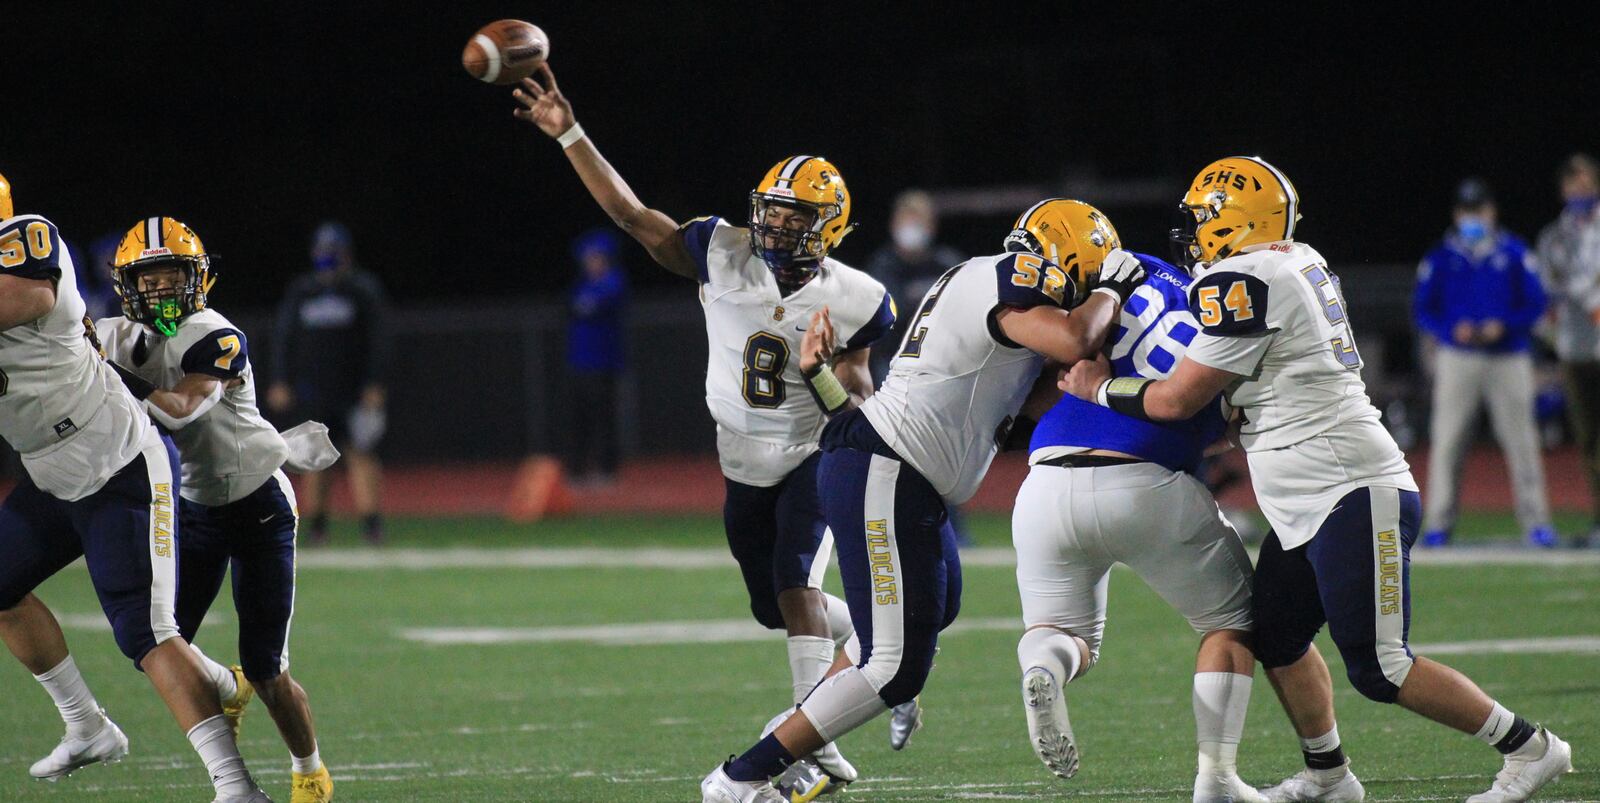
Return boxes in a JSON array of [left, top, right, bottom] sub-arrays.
[[994, 291, 1120, 364], [142, 372, 229, 430], [1061, 354, 1237, 422], [0, 275, 56, 330], [513, 64, 699, 279]]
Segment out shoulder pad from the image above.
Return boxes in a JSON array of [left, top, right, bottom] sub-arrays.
[[995, 252, 1073, 309], [678, 216, 724, 283], [1188, 270, 1269, 336], [0, 216, 64, 281], [180, 326, 249, 380]]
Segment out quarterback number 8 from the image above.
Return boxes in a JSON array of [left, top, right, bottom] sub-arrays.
[[741, 332, 789, 409], [1009, 254, 1069, 305], [0, 222, 55, 269], [1195, 280, 1255, 327]]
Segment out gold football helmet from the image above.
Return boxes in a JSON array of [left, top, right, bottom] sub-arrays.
[[748, 155, 854, 281], [1171, 156, 1299, 267], [111, 217, 215, 336], [0, 171, 12, 220], [1003, 198, 1121, 305]]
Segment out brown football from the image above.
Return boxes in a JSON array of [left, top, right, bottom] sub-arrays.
[[462, 20, 548, 85]]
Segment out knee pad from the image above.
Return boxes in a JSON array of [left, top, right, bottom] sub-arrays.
[[1343, 651, 1410, 703], [748, 597, 785, 630]]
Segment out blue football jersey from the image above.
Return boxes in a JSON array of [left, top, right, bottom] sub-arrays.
[[1029, 252, 1226, 474]]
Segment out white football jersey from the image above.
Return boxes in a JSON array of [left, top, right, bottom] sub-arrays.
[[98, 309, 290, 506], [682, 216, 895, 487], [0, 214, 153, 501], [863, 251, 1070, 504], [1183, 241, 1416, 547]]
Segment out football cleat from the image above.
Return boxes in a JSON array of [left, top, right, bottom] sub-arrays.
[[889, 697, 923, 750], [29, 711, 129, 781], [702, 763, 785, 803], [291, 765, 335, 803], [222, 665, 255, 739], [211, 789, 273, 803], [1261, 763, 1365, 802], [1021, 666, 1079, 779], [1194, 771, 1269, 803], [1465, 727, 1573, 803], [773, 759, 832, 802], [1525, 526, 1558, 549]]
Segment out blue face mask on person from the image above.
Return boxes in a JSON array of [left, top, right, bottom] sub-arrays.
[[1457, 217, 1488, 243], [1566, 195, 1599, 217]]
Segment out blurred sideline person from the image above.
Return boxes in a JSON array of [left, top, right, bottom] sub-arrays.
[[97, 217, 336, 802], [865, 191, 973, 552], [1011, 203, 1264, 802], [1413, 179, 1553, 548], [513, 63, 904, 798], [564, 228, 628, 486], [702, 198, 1145, 803], [267, 222, 389, 545], [864, 190, 964, 381], [0, 175, 271, 801], [1064, 156, 1573, 803], [1537, 153, 1600, 547]]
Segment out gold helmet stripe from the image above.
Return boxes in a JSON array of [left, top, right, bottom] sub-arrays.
[[773, 155, 815, 190], [1245, 156, 1298, 240]]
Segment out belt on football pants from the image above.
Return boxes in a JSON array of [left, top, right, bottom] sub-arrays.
[[1035, 453, 1145, 469]]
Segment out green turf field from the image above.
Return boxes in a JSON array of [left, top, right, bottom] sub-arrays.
[[1, 512, 1596, 802]]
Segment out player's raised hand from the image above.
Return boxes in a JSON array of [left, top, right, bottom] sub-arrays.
[[1059, 352, 1112, 401], [800, 306, 837, 375], [1091, 248, 1146, 305], [512, 63, 575, 139]]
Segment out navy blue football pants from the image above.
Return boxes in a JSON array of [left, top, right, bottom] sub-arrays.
[[1254, 485, 1422, 703]]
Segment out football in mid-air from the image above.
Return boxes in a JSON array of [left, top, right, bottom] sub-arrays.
[[462, 20, 549, 85]]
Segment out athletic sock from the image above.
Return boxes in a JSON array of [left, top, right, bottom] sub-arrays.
[[1475, 702, 1537, 755], [187, 714, 256, 796], [724, 733, 795, 782], [787, 635, 834, 705], [190, 645, 239, 701], [33, 656, 103, 739], [1193, 671, 1252, 777], [1300, 724, 1347, 772], [821, 593, 854, 652], [1016, 628, 1082, 686], [291, 745, 322, 775]]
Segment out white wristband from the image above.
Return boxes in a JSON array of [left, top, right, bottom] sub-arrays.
[[557, 122, 586, 149], [1094, 378, 1111, 408], [1089, 286, 1123, 305]]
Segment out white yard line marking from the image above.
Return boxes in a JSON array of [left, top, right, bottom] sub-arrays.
[[292, 543, 1600, 570], [397, 616, 1021, 646], [1418, 635, 1600, 655]]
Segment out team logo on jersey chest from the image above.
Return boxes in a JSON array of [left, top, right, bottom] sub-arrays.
[[773, 306, 785, 321]]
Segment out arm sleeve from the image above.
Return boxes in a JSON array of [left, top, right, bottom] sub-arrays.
[[358, 276, 391, 388], [1184, 269, 1274, 376], [180, 328, 250, 380], [0, 219, 64, 281], [994, 252, 1073, 309], [1411, 255, 1450, 341], [1505, 248, 1547, 331], [677, 216, 722, 284], [842, 291, 897, 352]]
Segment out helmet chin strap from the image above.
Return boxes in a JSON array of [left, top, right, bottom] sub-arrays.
[[1214, 222, 1257, 262]]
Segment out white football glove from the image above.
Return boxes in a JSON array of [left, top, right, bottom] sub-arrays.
[[1091, 248, 1146, 304]]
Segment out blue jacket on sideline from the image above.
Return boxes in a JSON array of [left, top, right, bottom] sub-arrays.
[[1413, 230, 1546, 354]]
